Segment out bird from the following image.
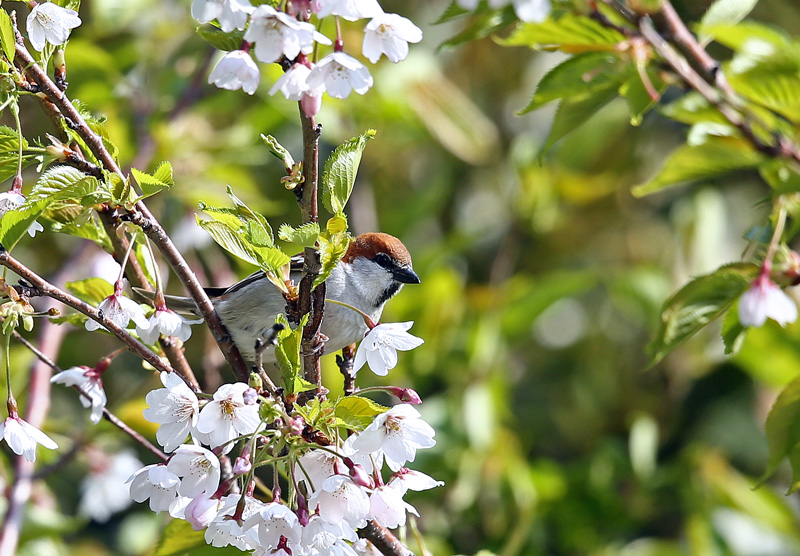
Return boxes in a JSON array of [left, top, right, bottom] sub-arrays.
[[157, 232, 420, 363]]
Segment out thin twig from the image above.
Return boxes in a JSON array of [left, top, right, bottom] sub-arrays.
[[0, 247, 174, 375]]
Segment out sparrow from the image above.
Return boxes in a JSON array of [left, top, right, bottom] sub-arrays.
[[161, 232, 420, 363]]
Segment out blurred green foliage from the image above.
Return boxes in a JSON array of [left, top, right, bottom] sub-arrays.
[[7, 0, 800, 555]]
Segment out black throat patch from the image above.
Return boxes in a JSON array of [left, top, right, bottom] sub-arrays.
[[376, 281, 402, 307]]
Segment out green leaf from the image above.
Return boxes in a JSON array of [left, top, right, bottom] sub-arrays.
[[321, 130, 376, 215], [433, 1, 470, 24], [131, 161, 174, 198], [647, 262, 758, 365], [721, 303, 747, 355], [439, 7, 519, 49], [196, 25, 245, 52], [278, 222, 320, 248], [520, 52, 625, 114], [759, 159, 800, 194], [261, 134, 294, 169], [65, 277, 113, 305], [274, 314, 315, 395], [0, 10, 15, 63], [314, 232, 351, 289], [660, 92, 726, 125], [335, 396, 389, 431], [500, 13, 626, 52], [0, 199, 47, 251], [699, 21, 788, 53], [619, 70, 667, 126], [539, 84, 619, 156], [196, 218, 263, 268], [762, 374, 800, 488], [0, 126, 36, 183], [632, 137, 763, 197], [227, 186, 274, 247], [29, 165, 104, 204], [727, 69, 800, 123], [698, 0, 759, 43], [153, 518, 243, 556]]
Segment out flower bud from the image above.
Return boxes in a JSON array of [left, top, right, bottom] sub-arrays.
[[233, 456, 252, 475], [243, 388, 258, 405]]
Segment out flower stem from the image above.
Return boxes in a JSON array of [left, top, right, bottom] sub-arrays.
[[326, 299, 377, 329]]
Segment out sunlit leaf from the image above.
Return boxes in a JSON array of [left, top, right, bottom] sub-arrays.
[[698, 0, 759, 44], [131, 161, 174, 198], [0, 199, 48, 251], [0, 10, 15, 63], [500, 13, 626, 52], [29, 165, 104, 204], [65, 277, 113, 305], [321, 130, 376, 215], [153, 518, 242, 556], [647, 262, 758, 365], [278, 222, 320, 248], [335, 396, 389, 431]]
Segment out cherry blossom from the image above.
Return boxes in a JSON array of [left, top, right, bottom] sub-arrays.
[[244, 5, 331, 64], [0, 191, 44, 237], [739, 274, 798, 327], [455, 0, 551, 22], [208, 50, 260, 95], [308, 474, 370, 527], [296, 447, 345, 493], [353, 539, 383, 556], [127, 464, 185, 515], [353, 321, 424, 376], [143, 371, 200, 452], [0, 413, 57, 462], [315, 0, 382, 21], [191, 0, 253, 32], [362, 13, 422, 64], [301, 515, 359, 553], [350, 404, 435, 471], [368, 484, 418, 529], [195, 382, 262, 451], [185, 495, 222, 531], [137, 306, 200, 345], [167, 444, 221, 498], [78, 450, 142, 522], [26, 2, 82, 52], [388, 468, 444, 494], [307, 52, 373, 99], [86, 283, 149, 332], [51, 365, 107, 424], [243, 502, 302, 552], [205, 494, 264, 550]]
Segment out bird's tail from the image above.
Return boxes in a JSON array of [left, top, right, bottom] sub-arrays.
[[131, 287, 202, 316]]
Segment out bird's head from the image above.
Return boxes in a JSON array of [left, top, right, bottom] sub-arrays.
[[342, 232, 420, 308]]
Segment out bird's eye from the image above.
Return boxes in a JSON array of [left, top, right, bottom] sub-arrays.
[[374, 253, 392, 267]]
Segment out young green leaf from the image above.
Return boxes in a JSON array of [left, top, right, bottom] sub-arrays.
[[633, 137, 763, 197], [539, 85, 620, 156], [0, 199, 48, 251], [0, 10, 15, 63], [274, 314, 316, 395], [65, 277, 114, 305], [321, 130, 376, 215], [131, 161, 174, 198], [29, 165, 103, 204], [698, 0, 759, 43], [196, 217, 263, 268], [520, 52, 625, 114], [196, 25, 245, 52], [647, 262, 759, 365], [335, 396, 389, 431], [500, 13, 626, 52], [278, 222, 320, 248], [314, 232, 351, 288], [153, 518, 243, 556]]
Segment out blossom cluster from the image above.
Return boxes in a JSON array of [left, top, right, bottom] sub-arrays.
[[125, 372, 441, 555], [195, 0, 423, 113]]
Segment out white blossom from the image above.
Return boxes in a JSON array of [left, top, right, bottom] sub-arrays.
[[388, 468, 444, 494], [353, 321, 424, 376], [78, 450, 142, 522], [86, 290, 149, 332], [315, 0, 382, 21], [244, 5, 331, 64], [307, 52, 373, 99], [26, 2, 82, 52], [167, 444, 221, 498], [308, 474, 370, 528], [353, 539, 383, 556], [296, 447, 345, 493], [208, 50, 261, 95], [137, 307, 200, 345], [143, 371, 200, 452], [205, 494, 264, 550], [127, 464, 185, 515], [243, 502, 301, 552], [0, 415, 57, 462], [0, 191, 43, 237], [739, 275, 798, 327], [362, 13, 422, 64], [368, 484, 418, 529], [350, 404, 435, 471], [185, 495, 222, 531], [191, 0, 253, 32], [195, 382, 262, 451], [455, 0, 551, 22], [51, 366, 107, 424], [301, 515, 358, 552]]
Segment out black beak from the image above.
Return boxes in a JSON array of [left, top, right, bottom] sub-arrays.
[[392, 265, 421, 284]]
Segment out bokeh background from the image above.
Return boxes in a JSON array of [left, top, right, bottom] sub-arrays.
[[6, 0, 800, 554]]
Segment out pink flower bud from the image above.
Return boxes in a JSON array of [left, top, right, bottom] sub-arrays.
[[233, 456, 252, 475], [185, 496, 220, 531], [301, 91, 321, 118], [398, 388, 422, 405], [243, 388, 258, 405], [349, 463, 372, 488]]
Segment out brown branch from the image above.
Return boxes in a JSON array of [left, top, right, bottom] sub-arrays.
[[337, 343, 356, 396], [296, 107, 325, 399], [14, 30, 247, 383], [358, 521, 416, 556], [0, 247, 174, 375]]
